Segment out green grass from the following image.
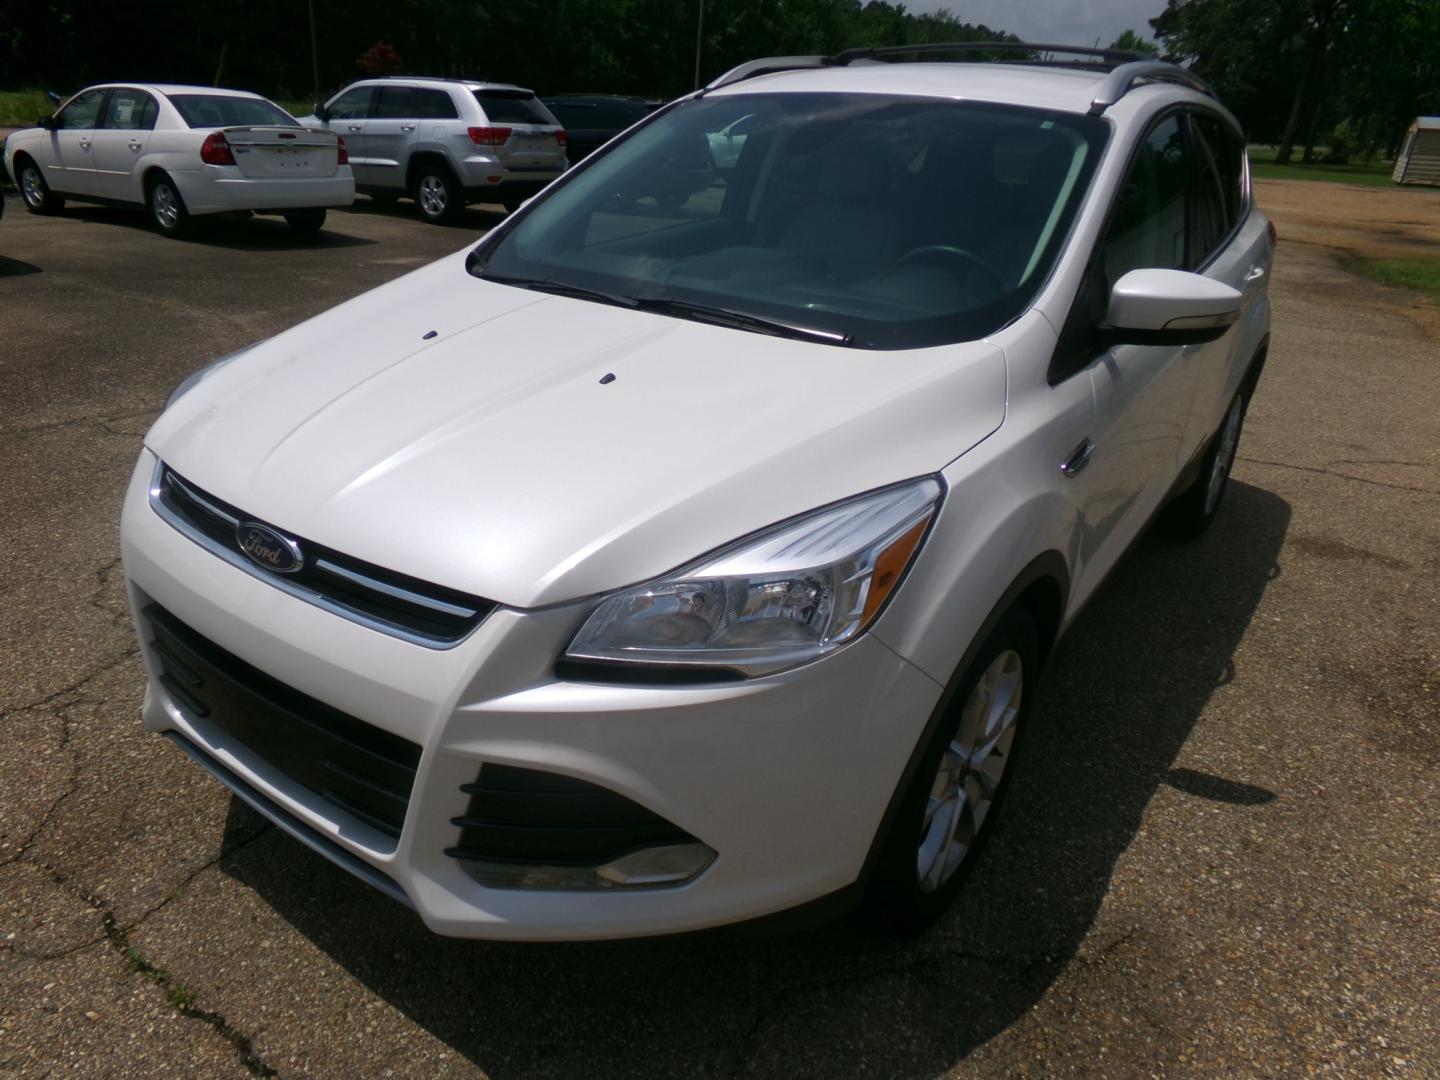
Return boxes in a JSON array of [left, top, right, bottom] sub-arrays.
[[1350, 258, 1440, 304], [1248, 144, 1398, 187], [0, 89, 55, 127]]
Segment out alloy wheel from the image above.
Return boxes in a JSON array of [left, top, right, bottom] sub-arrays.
[[21, 166, 44, 209], [152, 183, 180, 229], [916, 649, 1023, 893], [418, 175, 448, 218], [1205, 395, 1244, 515]]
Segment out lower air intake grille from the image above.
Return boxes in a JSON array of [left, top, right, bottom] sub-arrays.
[[447, 764, 698, 866], [151, 463, 495, 647], [145, 604, 420, 847]]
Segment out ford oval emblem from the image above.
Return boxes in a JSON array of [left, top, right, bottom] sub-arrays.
[[237, 522, 303, 574]]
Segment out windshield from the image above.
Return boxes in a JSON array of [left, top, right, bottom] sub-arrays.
[[473, 93, 1107, 349], [169, 94, 300, 129]]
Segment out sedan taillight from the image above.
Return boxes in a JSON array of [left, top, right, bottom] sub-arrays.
[[554, 129, 568, 148], [467, 126, 512, 146], [200, 132, 236, 166], [336, 135, 349, 166]]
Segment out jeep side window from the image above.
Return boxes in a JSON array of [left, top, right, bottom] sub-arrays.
[[328, 87, 374, 120]]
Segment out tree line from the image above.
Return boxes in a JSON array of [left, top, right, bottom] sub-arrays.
[[1152, 0, 1440, 161], [3, 0, 1433, 158], [0, 0, 1009, 104]]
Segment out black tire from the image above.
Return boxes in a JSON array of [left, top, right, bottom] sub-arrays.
[[411, 164, 461, 223], [146, 173, 191, 238], [283, 208, 327, 234], [16, 157, 64, 214], [1160, 388, 1247, 538], [868, 606, 1039, 934]]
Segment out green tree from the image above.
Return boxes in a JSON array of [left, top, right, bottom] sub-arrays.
[[1109, 29, 1159, 55]]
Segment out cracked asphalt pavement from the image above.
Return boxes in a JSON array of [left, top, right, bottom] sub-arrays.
[[1, 184, 1437, 1078]]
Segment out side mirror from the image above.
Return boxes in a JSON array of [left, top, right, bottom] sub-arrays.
[[1102, 268, 1242, 347], [314, 103, 330, 122]]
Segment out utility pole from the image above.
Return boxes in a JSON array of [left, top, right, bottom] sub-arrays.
[[309, 0, 321, 106], [693, 0, 705, 90]]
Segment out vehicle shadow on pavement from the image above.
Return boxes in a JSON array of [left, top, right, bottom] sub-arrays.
[[0, 254, 43, 277], [344, 199, 509, 231], [55, 205, 378, 250], [221, 480, 1291, 1078]]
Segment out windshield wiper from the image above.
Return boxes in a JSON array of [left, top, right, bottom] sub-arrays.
[[473, 270, 638, 309], [631, 297, 852, 345]]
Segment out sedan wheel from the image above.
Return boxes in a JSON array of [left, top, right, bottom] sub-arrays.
[[1161, 387, 1250, 537], [1204, 393, 1245, 517], [148, 176, 190, 238], [19, 161, 63, 214]]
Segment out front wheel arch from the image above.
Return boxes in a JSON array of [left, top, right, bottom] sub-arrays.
[[858, 551, 1069, 892]]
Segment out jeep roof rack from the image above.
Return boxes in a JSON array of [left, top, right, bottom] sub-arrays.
[[705, 41, 1216, 115]]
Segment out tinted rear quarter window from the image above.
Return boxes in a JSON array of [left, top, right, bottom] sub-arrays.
[[416, 88, 459, 120], [170, 95, 299, 128], [474, 90, 554, 125]]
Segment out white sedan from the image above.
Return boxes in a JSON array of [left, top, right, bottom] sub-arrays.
[[4, 83, 354, 237]]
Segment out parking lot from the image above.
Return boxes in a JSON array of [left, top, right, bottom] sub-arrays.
[[1, 184, 1437, 1077]]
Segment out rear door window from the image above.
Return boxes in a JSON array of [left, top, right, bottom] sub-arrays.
[[375, 86, 418, 119], [100, 90, 157, 130], [474, 91, 554, 125]]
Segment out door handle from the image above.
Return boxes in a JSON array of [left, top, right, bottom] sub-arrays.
[[79, 139, 91, 149], [400, 124, 416, 132], [1061, 438, 1095, 477], [347, 125, 362, 132], [128, 142, 142, 151], [1244, 265, 1266, 283]]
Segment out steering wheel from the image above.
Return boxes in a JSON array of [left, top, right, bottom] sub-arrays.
[[891, 245, 1007, 299]]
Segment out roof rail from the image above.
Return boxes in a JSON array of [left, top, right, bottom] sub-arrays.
[[828, 41, 1147, 66], [707, 55, 828, 90], [705, 41, 1216, 114], [1086, 60, 1215, 114]]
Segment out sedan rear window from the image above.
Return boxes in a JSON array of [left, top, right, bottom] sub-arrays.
[[168, 95, 300, 129], [473, 90, 554, 126]]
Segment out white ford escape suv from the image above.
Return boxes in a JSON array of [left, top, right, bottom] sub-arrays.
[[120, 44, 1273, 940]]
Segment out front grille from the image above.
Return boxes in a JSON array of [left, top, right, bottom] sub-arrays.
[[145, 604, 421, 847], [446, 765, 698, 866], [151, 464, 495, 646]]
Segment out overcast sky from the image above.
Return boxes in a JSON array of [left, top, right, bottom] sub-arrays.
[[907, 0, 1166, 48]]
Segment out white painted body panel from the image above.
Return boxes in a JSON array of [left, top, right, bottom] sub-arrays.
[[118, 59, 1273, 938], [4, 83, 355, 216]]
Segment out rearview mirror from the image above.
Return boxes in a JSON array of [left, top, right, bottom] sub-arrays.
[[1102, 268, 1242, 347]]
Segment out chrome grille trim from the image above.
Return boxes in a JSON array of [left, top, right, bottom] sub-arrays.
[[313, 557, 480, 620], [148, 459, 496, 649]]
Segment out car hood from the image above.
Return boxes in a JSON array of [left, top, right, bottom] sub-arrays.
[[148, 250, 1008, 608]]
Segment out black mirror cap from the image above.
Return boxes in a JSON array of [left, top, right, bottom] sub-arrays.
[[37, 115, 56, 130], [1098, 323, 1232, 348], [314, 103, 329, 121]]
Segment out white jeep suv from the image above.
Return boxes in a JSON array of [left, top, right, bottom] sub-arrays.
[[302, 77, 567, 221], [120, 44, 1272, 940]]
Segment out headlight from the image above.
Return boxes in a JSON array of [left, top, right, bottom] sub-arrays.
[[164, 343, 261, 409], [565, 478, 943, 677]]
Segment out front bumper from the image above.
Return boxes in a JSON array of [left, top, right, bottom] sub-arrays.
[[119, 451, 942, 940], [168, 167, 356, 216]]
